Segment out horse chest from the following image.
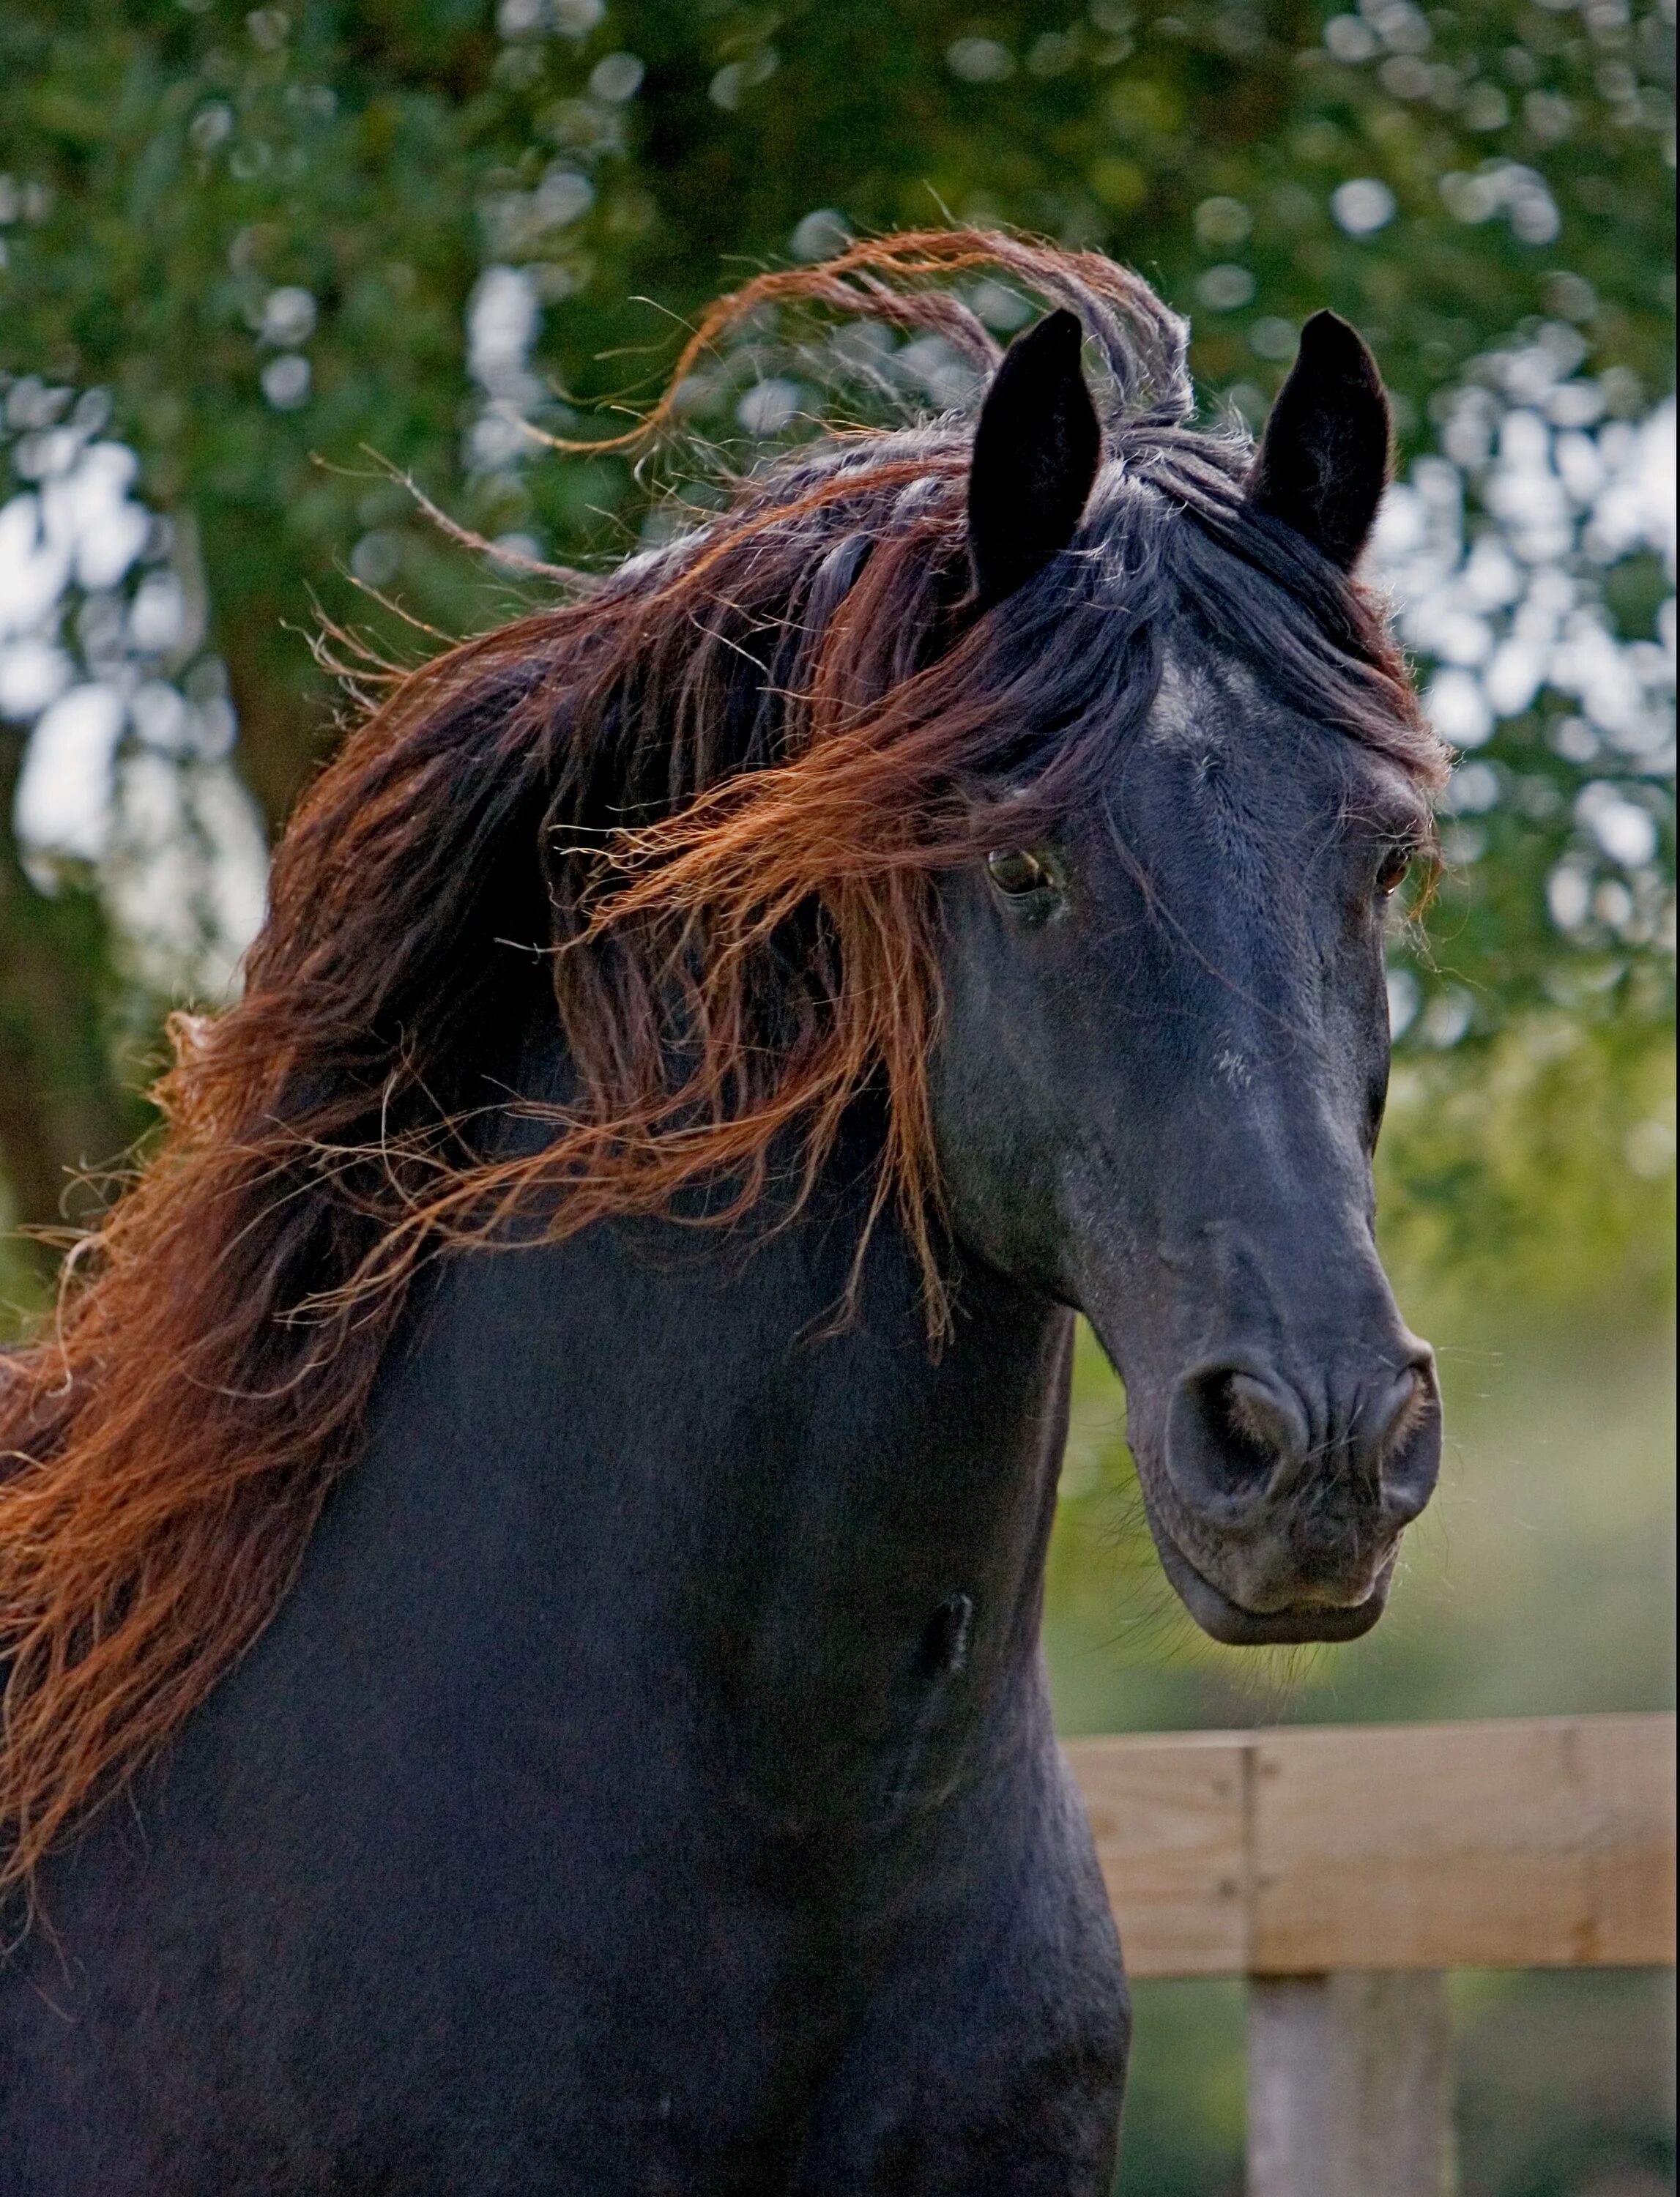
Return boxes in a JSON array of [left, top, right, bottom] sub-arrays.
[[1, 1228, 1090, 2187]]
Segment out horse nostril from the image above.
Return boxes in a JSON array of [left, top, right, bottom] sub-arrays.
[[1374, 1357, 1442, 1528], [1167, 1366, 1309, 1512], [1223, 1373, 1306, 1471], [1374, 1367, 1424, 1449]]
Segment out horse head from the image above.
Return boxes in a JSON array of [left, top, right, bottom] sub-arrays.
[[931, 308, 1443, 1645]]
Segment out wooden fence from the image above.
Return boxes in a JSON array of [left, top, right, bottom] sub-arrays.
[[1065, 1712, 1677, 2197]]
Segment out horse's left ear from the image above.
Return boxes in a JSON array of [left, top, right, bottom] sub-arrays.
[[1246, 311, 1391, 570], [967, 308, 1102, 609]]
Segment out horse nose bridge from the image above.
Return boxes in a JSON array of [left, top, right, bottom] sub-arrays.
[[1161, 1065, 1377, 1261], [1171, 1191, 1405, 1369]]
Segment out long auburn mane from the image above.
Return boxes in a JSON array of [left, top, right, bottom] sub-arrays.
[[0, 231, 1444, 1902]]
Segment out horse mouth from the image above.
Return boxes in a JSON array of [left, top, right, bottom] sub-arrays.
[[1147, 1513, 1396, 1647]]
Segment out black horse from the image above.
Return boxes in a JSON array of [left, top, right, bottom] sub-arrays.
[[0, 235, 1444, 2192]]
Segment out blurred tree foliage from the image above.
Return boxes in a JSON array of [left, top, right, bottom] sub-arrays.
[[0, 0, 1673, 1287]]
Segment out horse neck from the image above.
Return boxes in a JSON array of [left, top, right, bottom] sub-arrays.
[[407, 1012, 1079, 1728]]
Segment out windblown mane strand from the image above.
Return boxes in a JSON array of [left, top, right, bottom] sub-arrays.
[[0, 231, 1443, 1904]]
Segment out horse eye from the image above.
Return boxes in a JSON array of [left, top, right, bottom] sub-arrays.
[[1376, 844, 1415, 897], [986, 847, 1052, 898]]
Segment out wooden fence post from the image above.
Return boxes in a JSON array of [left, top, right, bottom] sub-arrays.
[[1247, 1971, 1457, 2197], [1068, 1715, 1674, 2192]]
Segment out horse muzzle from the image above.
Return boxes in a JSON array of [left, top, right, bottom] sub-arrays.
[[1135, 1347, 1443, 1647]]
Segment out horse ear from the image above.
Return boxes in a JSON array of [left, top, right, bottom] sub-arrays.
[[967, 308, 1102, 609], [1247, 311, 1391, 570]]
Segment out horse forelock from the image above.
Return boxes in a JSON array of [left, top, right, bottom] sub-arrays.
[[0, 228, 1443, 1908]]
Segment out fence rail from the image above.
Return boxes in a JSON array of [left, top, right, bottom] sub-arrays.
[[1064, 1712, 1676, 2197]]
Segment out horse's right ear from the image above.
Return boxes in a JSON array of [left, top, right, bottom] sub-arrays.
[[967, 309, 1102, 610]]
